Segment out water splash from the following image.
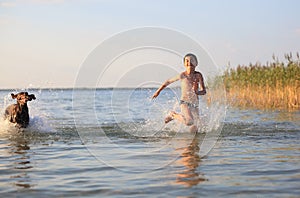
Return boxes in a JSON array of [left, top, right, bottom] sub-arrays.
[[26, 115, 56, 133], [0, 90, 56, 135], [0, 115, 55, 134]]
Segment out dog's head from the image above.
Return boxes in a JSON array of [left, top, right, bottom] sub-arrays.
[[11, 92, 36, 105]]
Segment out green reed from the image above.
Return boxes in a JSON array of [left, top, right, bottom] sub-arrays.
[[222, 53, 300, 110]]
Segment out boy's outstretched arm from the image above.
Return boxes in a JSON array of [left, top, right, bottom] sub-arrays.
[[152, 75, 180, 99]]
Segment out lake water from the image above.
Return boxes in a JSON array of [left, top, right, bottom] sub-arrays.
[[0, 89, 299, 197]]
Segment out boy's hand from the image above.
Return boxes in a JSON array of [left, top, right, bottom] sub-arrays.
[[151, 91, 159, 99]]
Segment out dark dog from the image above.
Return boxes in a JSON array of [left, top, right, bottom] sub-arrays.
[[5, 92, 36, 128]]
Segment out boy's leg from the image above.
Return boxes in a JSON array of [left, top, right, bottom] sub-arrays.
[[191, 107, 200, 125], [170, 104, 193, 126], [189, 125, 198, 133], [189, 107, 200, 133], [181, 104, 194, 125], [164, 111, 175, 123]]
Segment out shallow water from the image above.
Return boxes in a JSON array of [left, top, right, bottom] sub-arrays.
[[0, 89, 299, 197]]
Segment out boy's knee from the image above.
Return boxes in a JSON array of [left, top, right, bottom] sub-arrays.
[[189, 125, 198, 133], [185, 119, 194, 126]]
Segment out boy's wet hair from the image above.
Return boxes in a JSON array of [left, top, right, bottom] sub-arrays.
[[184, 53, 198, 66]]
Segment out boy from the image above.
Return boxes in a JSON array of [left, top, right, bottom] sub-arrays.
[[152, 53, 206, 133]]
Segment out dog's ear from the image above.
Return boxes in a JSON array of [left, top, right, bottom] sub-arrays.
[[11, 93, 17, 99], [28, 94, 36, 101]]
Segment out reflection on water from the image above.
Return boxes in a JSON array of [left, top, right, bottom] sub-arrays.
[[175, 134, 207, 187], [7, 133, 35, 189], [0, 89, 299, 197]]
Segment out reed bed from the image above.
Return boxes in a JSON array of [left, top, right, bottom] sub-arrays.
[[223, 53, 300, 110]]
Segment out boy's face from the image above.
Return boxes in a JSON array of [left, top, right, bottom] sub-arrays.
[[184, 56, 197, 67]]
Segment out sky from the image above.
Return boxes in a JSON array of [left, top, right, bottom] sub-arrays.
[[0, 0, 299, 88]]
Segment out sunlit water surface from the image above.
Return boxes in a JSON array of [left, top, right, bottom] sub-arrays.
[[0, 89, 299, 197]]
